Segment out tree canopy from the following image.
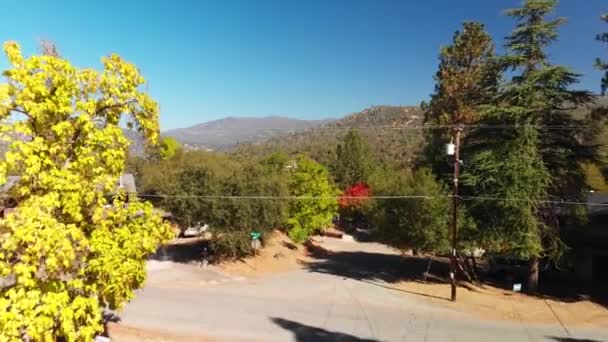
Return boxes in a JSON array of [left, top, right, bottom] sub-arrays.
[[461, 0, 597, 291], [287, 155, 338, 243], [0, 42, 173, 340], [159, 136, 183, 160], [422, 21, 497, 179], [334, 129, 373, 187], [597, 13, 608, 95], [370, 169, 452, 253]]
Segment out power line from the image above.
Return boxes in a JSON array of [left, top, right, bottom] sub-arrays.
[[304, 124, 595, 131], [457, 195, 608, 207], [136, 193, 608, 207], [137, 194, 438, 200]]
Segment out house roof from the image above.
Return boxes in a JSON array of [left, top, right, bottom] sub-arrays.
[[117, 174, 137, 194]]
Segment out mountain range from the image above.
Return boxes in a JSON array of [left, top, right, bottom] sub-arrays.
[[162, 116, 332, 150], [126, 97, 607, 166]]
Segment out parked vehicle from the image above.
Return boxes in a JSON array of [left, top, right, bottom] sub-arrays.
[[180, 221, 209, 238]]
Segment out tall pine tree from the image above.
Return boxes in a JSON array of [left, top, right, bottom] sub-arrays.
[[597, 13, 608, 96], [423, 22, 498, 180], [465, 0, 597, 292], [334, 129, 373, 187]]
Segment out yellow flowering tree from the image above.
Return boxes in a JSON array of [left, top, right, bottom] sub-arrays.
[[0, 42, 174, 341]]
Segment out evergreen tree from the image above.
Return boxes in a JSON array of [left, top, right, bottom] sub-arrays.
[[423, 22, 498, 179], [334, 129, 373, 187], [465, 0, 597, 292], [596, 13, 608, 96]]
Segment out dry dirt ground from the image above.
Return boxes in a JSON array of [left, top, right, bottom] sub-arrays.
[[107, 323, 213, 342], [395, 280, 608, 329], [217, 230, 312, 277]]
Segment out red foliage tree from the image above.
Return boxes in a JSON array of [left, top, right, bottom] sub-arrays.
[[338, 182, 372, 209]]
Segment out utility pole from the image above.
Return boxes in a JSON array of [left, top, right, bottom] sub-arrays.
[[450, 126, 463, 302]]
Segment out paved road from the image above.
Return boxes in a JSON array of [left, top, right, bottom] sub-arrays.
[[120, 239, 608, 342]]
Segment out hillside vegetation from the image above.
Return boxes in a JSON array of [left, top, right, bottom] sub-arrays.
[[163, 116, 330, 150], [234, 106, 425, 168]]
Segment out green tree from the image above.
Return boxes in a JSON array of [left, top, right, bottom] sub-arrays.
[[0, 42, 173, 340], [596, 13, 608, 95], [465, 0, 597, 292], [159, 136, 183, 160], [370, 169, 452, 253], [139, 150, 290, 258], [423, 21, 497, 178], [260, 152, 290, 172], [288, 155, 338, 243], [334, 129, 373, 187]]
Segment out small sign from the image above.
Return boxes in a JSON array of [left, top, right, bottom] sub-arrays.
[[251, 231, 261, 240], [513, 283, 522, 292], [446, 143, 455, 156], [251, 239, 261, 250]]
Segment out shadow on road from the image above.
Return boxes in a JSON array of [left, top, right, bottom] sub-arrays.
[[546, 337, 603, 342], [151, 238, 210, 263], [304, 241, 450, 282], [271, 317, 379, 342], [304, 241, 608, 308], [303, 242, 462, 301]]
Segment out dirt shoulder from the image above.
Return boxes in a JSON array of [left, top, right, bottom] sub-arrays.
[[395, 280, 608, 328], [217, 230, 313, 278], [108, 323, 215, 342]]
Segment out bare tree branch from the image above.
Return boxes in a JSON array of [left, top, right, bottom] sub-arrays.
[[94, 99, 138, 116]]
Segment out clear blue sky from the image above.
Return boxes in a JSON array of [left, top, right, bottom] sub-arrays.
[[0, 0, 606, 130]]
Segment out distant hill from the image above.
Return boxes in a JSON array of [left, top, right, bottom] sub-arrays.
[[162, 116, 332, 151], [233, 106, 425, 168]]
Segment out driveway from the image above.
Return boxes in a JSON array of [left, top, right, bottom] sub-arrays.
[[119, 238, 608, 342]]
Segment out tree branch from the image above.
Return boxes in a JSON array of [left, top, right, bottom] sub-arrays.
[[95, 99, 138, 116], [10, 107, 30, 117], [9, 107, 38, 135]]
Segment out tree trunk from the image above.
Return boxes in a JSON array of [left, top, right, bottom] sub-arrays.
[[455, 254, 473, 283], [465, 256, 479, 283], [471, 256, 479, 275], [412, 249, 419, 256], [527, 256, 539, 293]]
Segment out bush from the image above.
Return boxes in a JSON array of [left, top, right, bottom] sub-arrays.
[[368, 168, 451, 253], [211, 232, 255, 259], [139, 151, 290, 258]]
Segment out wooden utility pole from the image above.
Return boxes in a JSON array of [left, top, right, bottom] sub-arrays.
[[450, 126, 463, 302]]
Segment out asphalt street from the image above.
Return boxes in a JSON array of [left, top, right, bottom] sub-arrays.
[[120, 239, 608, 342]]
